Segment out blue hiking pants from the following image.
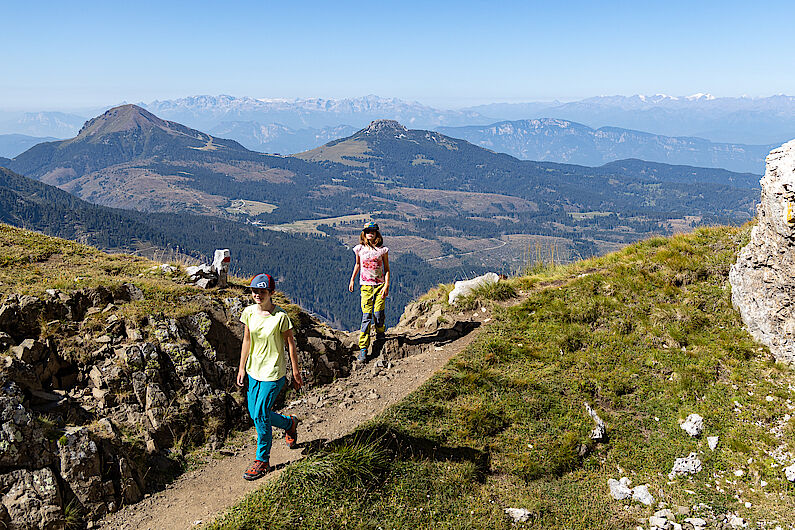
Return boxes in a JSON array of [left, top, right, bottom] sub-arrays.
[[247, 375, 291, 462]]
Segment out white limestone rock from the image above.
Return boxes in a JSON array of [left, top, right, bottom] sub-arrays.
[[649, 515, 672, 529], [504, 507, 531, 522], [680, 414, 704, 437], [726, 513, 748, 528], [632, 484, 654, 505], [448, 272, 499, 305], [608, 478, 632, 500], [784, 463, 795, 482], [707, 436, 719, 451], [684, 517, 707, 530], [668, 453, 702, 479], [585, 402, 607, 441], [730, 139, 795, 363]]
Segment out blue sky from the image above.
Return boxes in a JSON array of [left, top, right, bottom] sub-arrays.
[[2, 0, 793, 110]]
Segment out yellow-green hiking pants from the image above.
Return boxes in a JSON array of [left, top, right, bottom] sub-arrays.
[[359, 284, 386, 349]]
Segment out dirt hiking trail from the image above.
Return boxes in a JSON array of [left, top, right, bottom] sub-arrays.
[[99, 303, 502, 530]]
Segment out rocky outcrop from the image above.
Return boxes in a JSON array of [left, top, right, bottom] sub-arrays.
[[378, 296, 481, 361], [0, 467, 63, 529], [0, 284, 355, 523], [730, 139, 795, 363]]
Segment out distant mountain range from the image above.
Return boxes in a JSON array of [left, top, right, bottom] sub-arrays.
[[438, 119, 771, 173], [464, 94, 795, 144], [4, 105, 759, 224], [0, 134, 60, 158], [6, 104, 311, 214], [208, 121, 357, 154], [0, 111, 87, 138], [3, 93, 794, 160], [141, 94, 491, 131]]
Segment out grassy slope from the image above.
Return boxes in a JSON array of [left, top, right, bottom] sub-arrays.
[[0, 223, 300, 324], [211, 225, 795, 529]]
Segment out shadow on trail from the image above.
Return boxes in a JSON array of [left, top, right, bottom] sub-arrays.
[[375, 320, 481, 360]]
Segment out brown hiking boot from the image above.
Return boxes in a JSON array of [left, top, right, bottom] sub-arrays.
[[285, 416, 299, 449], [243, 460, 271, 481]]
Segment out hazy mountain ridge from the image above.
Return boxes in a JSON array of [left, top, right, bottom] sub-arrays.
[[0, 133, 61, 158], [208, 121, 358, 154], [5, 105, 306, 205], [0, 110, 87, 138], [141, 94, 493, 130], [464, 94, 795, 144], [5, 93, 795, 147], [437, 118, 771, 173]]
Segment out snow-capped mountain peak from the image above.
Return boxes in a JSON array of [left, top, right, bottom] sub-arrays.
[[686, 93, 715, 101]]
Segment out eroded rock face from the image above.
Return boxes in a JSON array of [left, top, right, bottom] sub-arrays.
[[0, 380, 56, 469], [0, 467, 64, 529], [730, 139, 795, 363], [0, 287, 357, 520], [58, 427, 107, 516]]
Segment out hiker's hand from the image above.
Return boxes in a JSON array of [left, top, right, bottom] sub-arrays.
[[348, 279, 354, 292], [236, 367, 246, 387], [292, 370, 303, 390], [381, 286, 389, 299]]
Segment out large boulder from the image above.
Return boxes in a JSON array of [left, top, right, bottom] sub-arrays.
[[0, 294, 43, 341], [58, 426, 111, 517], [0, 467, 64, 529], [0, 380, 56, 469], [730, 139, 795, 363]]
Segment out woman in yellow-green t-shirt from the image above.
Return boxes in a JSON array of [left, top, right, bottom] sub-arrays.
[[236, 273, 303, 480]]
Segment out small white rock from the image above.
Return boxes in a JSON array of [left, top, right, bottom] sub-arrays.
[[632, 484, 654, 505], [669, 453, 702, 479], [727, 513, 748, 528], [784, 463, 795, 482], [680, 414, 704, 437], [684, 517, 707, 529], [504, 507, 531, 522], [648, 515, 670, 529], [707, 436, 719, 451], [608, 478, 632, 500]]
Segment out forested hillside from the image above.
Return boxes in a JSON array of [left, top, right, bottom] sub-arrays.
[[0, 166, 448, 328]]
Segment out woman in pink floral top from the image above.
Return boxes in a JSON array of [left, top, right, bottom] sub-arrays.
[[348, 221, 390, 362]]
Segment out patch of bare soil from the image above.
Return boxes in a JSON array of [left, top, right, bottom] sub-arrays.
[[99, 307, 493, 530]]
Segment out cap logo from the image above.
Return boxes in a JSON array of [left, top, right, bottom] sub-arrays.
[[250, 273, 275, 290]]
